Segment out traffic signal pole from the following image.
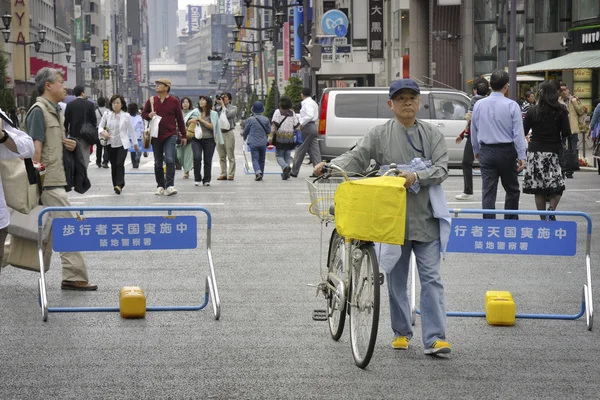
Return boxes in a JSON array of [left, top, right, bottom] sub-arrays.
[[303, 2, 310, 88]]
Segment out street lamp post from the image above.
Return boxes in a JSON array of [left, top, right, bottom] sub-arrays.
[[2, 12, 46, 106], [236, 0, 301, 107], [35, 40, 72, 68]]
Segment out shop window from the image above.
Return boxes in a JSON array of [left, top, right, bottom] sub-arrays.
[[573, 0, 600, 21]]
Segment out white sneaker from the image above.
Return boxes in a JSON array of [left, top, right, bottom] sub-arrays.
[[155, 187, 165, 196], [165, 186, 177, 196], [455, 193, 474, 200], [194, 181, 201, 186], [203, 182, 210, 186]]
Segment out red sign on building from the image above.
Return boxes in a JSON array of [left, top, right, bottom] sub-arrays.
[[29, 58, 68, 81], [133, 53, 142, 83]]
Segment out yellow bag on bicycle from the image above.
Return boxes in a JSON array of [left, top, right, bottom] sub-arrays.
[[334, 176, 407, 245]]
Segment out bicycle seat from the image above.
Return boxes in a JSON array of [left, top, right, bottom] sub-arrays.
[[329, 205, 335, 216]]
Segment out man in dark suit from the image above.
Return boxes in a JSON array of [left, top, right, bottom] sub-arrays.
[[64, 85, 97, 168]]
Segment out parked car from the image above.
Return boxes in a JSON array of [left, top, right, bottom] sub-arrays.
[[317, 86, 472, 168]]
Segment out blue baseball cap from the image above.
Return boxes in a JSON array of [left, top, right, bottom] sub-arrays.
[[389, 79, 421, 99]]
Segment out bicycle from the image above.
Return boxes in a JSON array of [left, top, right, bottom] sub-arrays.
[[307, 164, 403, 369]]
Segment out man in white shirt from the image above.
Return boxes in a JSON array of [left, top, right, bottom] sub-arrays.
[[0, 112, 35, 264], [290, 87, 321, 177]]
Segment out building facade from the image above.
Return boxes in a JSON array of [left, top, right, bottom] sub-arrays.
[[408, 0, 577, 93], [0, 0, 77, 106], [148, 0, 178, 60]]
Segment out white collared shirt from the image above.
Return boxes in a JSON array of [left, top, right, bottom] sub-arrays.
[[299, 97, 319, 126]]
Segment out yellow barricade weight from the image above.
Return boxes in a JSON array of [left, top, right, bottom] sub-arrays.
[[119, 286, 147, 319], [334, 176, 407, 245], [485, 290, 516, 326]]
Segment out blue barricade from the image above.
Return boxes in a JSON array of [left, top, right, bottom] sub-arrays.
[[409, 209, 593, 331], [36, 206, 221, 322]]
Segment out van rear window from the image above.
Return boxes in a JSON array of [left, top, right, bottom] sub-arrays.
[[334, 93, 431, 119], [334, 94, 379, 118]]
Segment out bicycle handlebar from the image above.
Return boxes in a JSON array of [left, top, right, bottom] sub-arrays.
[[315, 162, 404, 182]]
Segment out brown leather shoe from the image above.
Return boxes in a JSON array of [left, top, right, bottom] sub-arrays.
[[217, 176, 227, 181], [227, 176, 234, 181], [61, 281, 98, 291]]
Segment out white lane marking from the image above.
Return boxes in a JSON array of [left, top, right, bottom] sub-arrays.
[[152, 202, 225, 206], [447, 201, 521, 205], [69, 201, 86, 205]]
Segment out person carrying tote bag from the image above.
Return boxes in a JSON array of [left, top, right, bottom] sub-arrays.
[[191, 95, 223, 186], [177, 97, 198, 179], [0, 111, 35, 264], [98, 95, 139, 195]]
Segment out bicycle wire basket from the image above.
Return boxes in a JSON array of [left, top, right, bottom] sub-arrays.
[[306, 176, 347, 223]]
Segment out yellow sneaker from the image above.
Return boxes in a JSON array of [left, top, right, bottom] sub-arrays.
[[391, 336, 409, 350], [424, 340, 451, 355]]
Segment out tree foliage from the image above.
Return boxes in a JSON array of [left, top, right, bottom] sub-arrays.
[[0, 51, 8, 93], [28, 90, 39, 109], [0, 89, 15, 113], [0, 52, 15, 112], [284, 77, 303, 112], [263, 80, 279, 120]]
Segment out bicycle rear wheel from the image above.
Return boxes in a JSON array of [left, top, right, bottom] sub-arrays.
[[326, 229, 346, 341], [349, 243, 380, 369]]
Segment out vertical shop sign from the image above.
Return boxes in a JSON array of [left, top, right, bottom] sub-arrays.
[[368, 0, 384, 59]]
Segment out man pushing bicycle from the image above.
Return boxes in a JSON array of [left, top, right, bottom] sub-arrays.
[[314, 79, 452, 356]]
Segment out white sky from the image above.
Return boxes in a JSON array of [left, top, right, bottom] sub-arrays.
[[178, 0, 216, 10]]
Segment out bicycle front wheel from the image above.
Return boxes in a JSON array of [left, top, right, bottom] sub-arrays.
[[349, 243, 380, 369], [326, 229, 346, 341]]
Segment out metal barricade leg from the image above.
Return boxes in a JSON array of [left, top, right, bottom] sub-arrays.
[[585, 253, 594, 331], [206, 229, 221, 320], [410, 252, 416, 326]]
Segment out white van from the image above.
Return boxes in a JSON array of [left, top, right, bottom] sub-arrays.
[[316, 86, 472, 168]]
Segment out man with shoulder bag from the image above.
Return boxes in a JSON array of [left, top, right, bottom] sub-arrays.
[[26, 67, 97, 291], [64, 85, 97, 169], [0, 110, 35, 268], [142, 78, 187, 196]]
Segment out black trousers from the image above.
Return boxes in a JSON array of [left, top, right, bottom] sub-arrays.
[[462, 135, 474, 195], [479, 143, 520, 220], [106, 145, 128, 188], [96, 138, 109, 165], [192, 138, 216, 183]]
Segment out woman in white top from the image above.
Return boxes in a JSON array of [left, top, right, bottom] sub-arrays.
[[98, 94, 139, 194]]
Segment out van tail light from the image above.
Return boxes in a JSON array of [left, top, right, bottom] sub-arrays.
[[318, 93, 328, 135]]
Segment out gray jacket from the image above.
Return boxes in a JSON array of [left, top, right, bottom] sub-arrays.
[[331, 118, 449, 242]]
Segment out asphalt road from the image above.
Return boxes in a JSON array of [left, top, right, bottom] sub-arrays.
[[1, 136, 599, 399]]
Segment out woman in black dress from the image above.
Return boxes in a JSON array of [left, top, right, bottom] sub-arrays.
[[522, 80, 571, 219]]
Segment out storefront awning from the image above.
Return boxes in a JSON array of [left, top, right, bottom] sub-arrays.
[[482, 73, 544, 82], [517, 50, 600, 74]]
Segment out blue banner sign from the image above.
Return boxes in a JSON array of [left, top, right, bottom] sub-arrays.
[[52, 216, 197, 252], [447, 218, 577, 256]]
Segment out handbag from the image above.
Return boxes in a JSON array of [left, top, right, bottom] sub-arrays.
[[79, 106, 97, 145], [4, 205, 52, 272], [293, 130, 303, 145], [219, 108, 231, 131], [0, 157, 41, 214], [142, 119, 151, 149], [186, 120, 197, 140], [148, 96, 162, 138], [559, 148, 580, 172]]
